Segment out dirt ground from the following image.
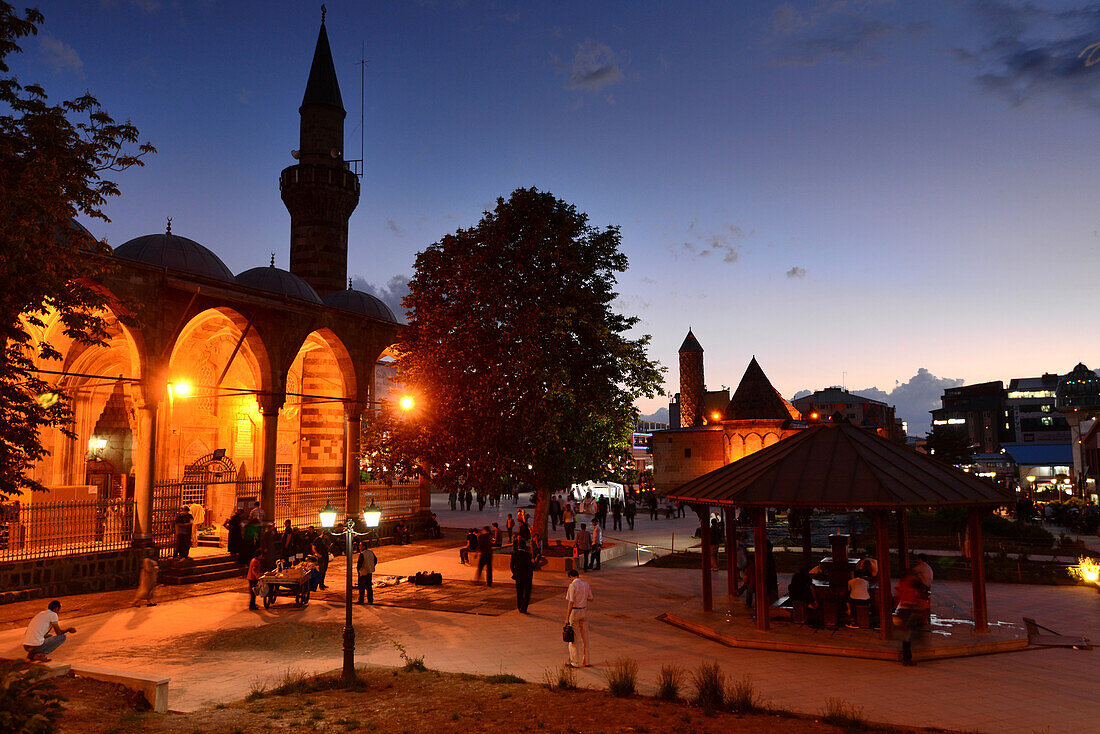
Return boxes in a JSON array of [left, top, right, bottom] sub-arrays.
[[52, 667, 954, 734]]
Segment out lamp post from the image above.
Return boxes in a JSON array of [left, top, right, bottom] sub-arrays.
[[319, 500, 383, 681]]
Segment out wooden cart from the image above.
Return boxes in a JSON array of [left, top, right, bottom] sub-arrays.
[[258, 573, 310, 608]]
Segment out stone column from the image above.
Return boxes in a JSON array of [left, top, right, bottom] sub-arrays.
[[131, 397, 160, 545], [344, 403, 363, 517], [259, 392, 285, 522]]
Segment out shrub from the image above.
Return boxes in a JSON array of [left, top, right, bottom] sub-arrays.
[[655, 664, 685, 702], [604, 658, 638, 697], [822, 697, 868, 729], [726, 674, 760, 713], [0, 662, 65, 734], [543, 664, 577, 691], [690, 661, 725, 714], [391, 640, 426, 672], [485, 673, 525, 684]]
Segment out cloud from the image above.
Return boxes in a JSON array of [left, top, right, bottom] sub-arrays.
[[669, 221, 749, 264], [952, 2, 1100, 111], [786, 266, 807, 278], [38, 36, 82, 73], [386, 219, 404, 235], [851, 368, 964, 437], [564, 39, 625, 91], [768, 1, 924, 66], [99, 0, 162, 11], [350, 274, 411, 323]]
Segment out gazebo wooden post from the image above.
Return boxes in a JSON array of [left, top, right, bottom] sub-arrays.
[[696, 505, 713, 612], [725, 507, 738, 596], [874, 510, 893, 641], [753, 508, 769, 631], [968, 507, 988, 633], [896, 508, 910, 573], [801, 513, 813, 569]]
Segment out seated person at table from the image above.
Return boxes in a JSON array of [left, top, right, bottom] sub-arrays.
[[846, 572, 871, 625], [856, 557, 878, 579], [788, 567, 817, 608], [301, 556, 322, 591]]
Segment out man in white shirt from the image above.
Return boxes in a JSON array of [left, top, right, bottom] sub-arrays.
[[914, 554, 933, 590], [23, 600, 76, 662], [564, 569, 593, 668]]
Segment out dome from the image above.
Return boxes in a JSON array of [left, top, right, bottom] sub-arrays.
[[235, 265, 323, 304], [114, 232, 234, 282], [1057, 363, 1100, 408], [323, 288, 398, 323]]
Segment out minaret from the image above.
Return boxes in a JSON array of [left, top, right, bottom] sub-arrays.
[[678, 329, 704, 428], [281, 13, 360, 296]]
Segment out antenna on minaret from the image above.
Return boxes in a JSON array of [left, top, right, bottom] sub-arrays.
[[354, 45, 368, 179]]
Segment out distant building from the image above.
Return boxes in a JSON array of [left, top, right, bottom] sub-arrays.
[[1005, 374, 1070, 444], [792, 387, 904, 442], [654, 331, 804, 493], [929, 381, 1005, 454]]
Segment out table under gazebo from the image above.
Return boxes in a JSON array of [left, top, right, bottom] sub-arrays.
[[667, 422, 1014, 640]]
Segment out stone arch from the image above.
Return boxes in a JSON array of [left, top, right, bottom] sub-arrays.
[[744, 432, 763, 457], [763, 432, 780, 448], [164, 307, 272, 484]]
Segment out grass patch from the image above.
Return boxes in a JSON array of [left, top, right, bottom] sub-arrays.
[[822, 697, 868, 729], [245, 680, 267, 701], [604, 658, 639, 698], [391, 640, 426, 672], [726, 674, 761, 713], [690, 661, 726, 715], [543, 664, 577, 691], [655, 664, 685, 702], [485, 673, 525, 684]]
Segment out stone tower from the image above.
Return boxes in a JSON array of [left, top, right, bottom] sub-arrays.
[[281, 17, 360, 296], [678, 329, 704, 428]]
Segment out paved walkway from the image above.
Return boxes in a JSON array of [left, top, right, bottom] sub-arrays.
[[3, 526, 1097, 734]]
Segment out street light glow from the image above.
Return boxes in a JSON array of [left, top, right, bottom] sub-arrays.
[[171, 381, 192, 397], [399, 395, 415, 411]]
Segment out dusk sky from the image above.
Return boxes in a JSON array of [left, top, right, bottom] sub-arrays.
[[19, 1, 1100, 433]]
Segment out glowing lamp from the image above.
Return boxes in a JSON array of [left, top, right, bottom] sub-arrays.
[[712, 412, 721, 421], [362, 500, 382, 529], [810, 412, 819, 420], [171, 381, 192, 397], [318, 502, 338, 529], [399, 395, 415, 411], [1026, 475, 1036, 483], [88, 437, 108, 451], [1072, 557, 1100, 585]]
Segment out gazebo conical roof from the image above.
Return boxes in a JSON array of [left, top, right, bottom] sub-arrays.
[[668, 422, 1012, 509]]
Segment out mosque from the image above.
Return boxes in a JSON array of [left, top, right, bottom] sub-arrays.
[[18, 18, 421, 558]]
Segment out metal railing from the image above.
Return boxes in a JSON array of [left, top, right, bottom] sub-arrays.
[[274, 486, 346, 529], [0, 498, 134, 563], [362, 478, 420, 519], [152, 477, 264, 559]]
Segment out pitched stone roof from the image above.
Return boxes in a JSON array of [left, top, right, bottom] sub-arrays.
[[678, 330, 703, 352], [725, 357, 797, 421], [302, 22, 344, 110]]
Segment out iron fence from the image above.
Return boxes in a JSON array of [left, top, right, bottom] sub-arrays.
[[274, 486, 346, 529], [362, 478, 421, 519], [152, 477, 263, 559], [0, 498, 134, 563]]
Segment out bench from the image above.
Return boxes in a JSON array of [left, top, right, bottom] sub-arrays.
[[70, 664, 170, 713], [1022, 617, 1092, 650]]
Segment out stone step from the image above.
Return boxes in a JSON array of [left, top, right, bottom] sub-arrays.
[[159, 566, 244, 585], [0, 587, 44, 604]]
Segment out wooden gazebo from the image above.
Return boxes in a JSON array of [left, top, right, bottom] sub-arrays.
[[667, 423, 1014, 638]]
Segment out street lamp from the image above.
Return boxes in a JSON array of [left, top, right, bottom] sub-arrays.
[[319, 503, 381, 681]]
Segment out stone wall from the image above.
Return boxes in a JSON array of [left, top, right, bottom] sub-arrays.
[[652, 429, 726, 493], [0, 548, 143, 604]]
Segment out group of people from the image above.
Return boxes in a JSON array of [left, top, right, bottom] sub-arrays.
[[448, 488, 522, 512]]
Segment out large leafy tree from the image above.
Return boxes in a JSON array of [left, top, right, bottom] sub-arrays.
[[390, 187, 663, 537], [0, 4, 154, 498]]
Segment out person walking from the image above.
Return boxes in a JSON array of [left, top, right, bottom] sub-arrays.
[[312, 533, 331, 590], [460, 528, 477, 564], [357, 541, 377, 604], [449, 490, 457, 511], [648, 495, 659, 521], [590, 522, 603, 570], [574, 523, 591, 572], [549, 495, 561, 531], [475, 526, 494, 587], [612, 499, 622, 531], [22, 600, 76, 663], [563, 503, 576, 540], [625, 498, 636, 530], [132, 549, 158, 607], [895, 567, 930, 666], [506, 514, 515, 543], [511, 539, 534, 613], [248, 500, 265, 524], [247, 551, 264, 610], [564, 569, 593, 668]]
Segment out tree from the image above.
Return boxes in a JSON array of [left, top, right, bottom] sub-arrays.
[[0, 4, 154, 498], [389, 187, 663, 538], [924, 425, 973, 466]]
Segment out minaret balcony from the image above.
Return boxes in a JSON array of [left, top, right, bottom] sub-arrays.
[[279, 164, 360, 195]]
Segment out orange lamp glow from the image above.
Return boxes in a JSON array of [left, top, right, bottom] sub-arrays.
[[171, 381, 192, 397], [399, 395, 415, 411], [712, 412, 721, 421]]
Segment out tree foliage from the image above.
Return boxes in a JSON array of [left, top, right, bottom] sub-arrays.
[[387, 187, 663, 535], [0, 3, 154, 498]]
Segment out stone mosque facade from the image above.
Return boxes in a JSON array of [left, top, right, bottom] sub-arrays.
[[21, 19, 417, 552]]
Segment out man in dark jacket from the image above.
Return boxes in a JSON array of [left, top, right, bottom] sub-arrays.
[[475, 526, 493, 586], [510, 539, 534, 613]]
